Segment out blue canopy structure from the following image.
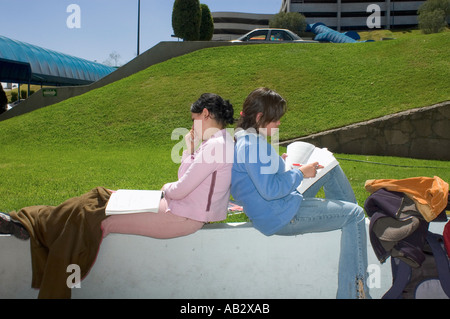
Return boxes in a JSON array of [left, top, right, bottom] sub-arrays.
[[0, 35, 116, 86]]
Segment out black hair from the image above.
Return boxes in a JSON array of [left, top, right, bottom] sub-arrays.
[[190, 93, 234, 128]]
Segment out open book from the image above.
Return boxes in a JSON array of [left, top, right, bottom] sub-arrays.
[[284, 142, 339, 194], [105, 189, 162, 215]]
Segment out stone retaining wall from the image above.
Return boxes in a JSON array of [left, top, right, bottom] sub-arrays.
[[280, 101, 450, 161]]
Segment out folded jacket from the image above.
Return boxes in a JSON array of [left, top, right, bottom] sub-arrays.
[[365, 176, 449, 222]]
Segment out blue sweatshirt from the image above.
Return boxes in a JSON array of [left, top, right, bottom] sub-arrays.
[[231, 130, 304, 236]]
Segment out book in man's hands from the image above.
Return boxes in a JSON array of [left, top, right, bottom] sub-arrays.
[[105, 189, 162, 215], [285, 142, 339, 194]]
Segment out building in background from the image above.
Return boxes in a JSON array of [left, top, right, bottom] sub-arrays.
[[212, 0, 425, 39], [281, 0, 425, 31], [1, 83, 12, 90], [212, 12, 274, 41], [0, 35, 116, 88]]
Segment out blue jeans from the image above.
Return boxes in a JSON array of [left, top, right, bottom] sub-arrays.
[[276, 165, 371, 299]]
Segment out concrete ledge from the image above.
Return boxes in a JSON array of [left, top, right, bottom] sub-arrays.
[[0, 219, 446, 299]]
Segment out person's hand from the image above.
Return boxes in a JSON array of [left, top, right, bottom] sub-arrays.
[[298, 162, 324, 178], [185, 127, 195, 155], [281, 153, 288, 161]]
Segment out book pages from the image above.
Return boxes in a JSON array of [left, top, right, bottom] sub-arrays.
[[105, 189, 162, 215]]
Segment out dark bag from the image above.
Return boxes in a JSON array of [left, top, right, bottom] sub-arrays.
[[383, 231, 450, 299]]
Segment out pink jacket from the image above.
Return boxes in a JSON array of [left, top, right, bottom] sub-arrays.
[[163, 129, 234, 222]]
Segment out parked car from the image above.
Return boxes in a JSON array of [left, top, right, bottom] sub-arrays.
[[231, 28, 316, 43]]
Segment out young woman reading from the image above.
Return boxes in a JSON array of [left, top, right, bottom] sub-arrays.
[[0, 93, 235, 298], [231, 87, 370, 299]]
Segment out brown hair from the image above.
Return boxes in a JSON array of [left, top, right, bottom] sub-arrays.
[[236, 88, 287, 132]]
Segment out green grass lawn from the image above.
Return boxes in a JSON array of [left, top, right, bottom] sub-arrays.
[[1, 145, 448, 221], [0, 30, 448, 221], [358, 27, 450, 41]]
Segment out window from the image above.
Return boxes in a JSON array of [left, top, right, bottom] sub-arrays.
[[270, 30, 294, 41], [247, 30, 268, 41]]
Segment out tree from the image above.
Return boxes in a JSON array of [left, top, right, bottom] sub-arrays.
[[199, 4, 214, 41], [419, 9, 447, 33], [172, 0, 202, 41], [418, 0, 450, 18], [103, 51, 122, 67], [418, 0, 450, 33], [269, 12, 307, 36]]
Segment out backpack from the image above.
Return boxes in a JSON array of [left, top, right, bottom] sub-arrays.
[[383, 231, 450, 299]]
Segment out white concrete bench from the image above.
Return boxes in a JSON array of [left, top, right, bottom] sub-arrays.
[[0, 219, 446, 299]]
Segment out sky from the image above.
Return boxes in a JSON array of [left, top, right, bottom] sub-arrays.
[[0, 0, 281, 66]]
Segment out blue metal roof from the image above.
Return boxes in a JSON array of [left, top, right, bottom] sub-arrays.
[[0, 35, 116, 86]]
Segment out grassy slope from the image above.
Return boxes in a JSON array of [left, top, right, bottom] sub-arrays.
[[358, 27, 450, 41], [0, 31, 449, 215]]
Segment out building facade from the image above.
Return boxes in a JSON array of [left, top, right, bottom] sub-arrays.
[[212, 12, 275, 41], [212, 0, 425, 40], [280, 0, 425, 30]]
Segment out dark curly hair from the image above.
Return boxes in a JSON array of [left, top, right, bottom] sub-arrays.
[[190, 93, 234, 128]]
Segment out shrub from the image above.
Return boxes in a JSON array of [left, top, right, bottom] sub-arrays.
[[418, 0, 450, 33], [418, 0, 450, 18], [269, 12, 307, 35], [172, 0, 202, 41], [199, 4, 214, 41], [419, 9, 447, 33], [10, 91, 18, 103]]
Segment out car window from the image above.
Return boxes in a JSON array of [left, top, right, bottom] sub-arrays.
[[247, 30, 268, 41], [270, 30, 294, 41]]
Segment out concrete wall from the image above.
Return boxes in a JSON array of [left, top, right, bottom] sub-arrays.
[[0, 41, 240, 122], [280, 101, 450, 161], [0, 220, 446, 299]]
